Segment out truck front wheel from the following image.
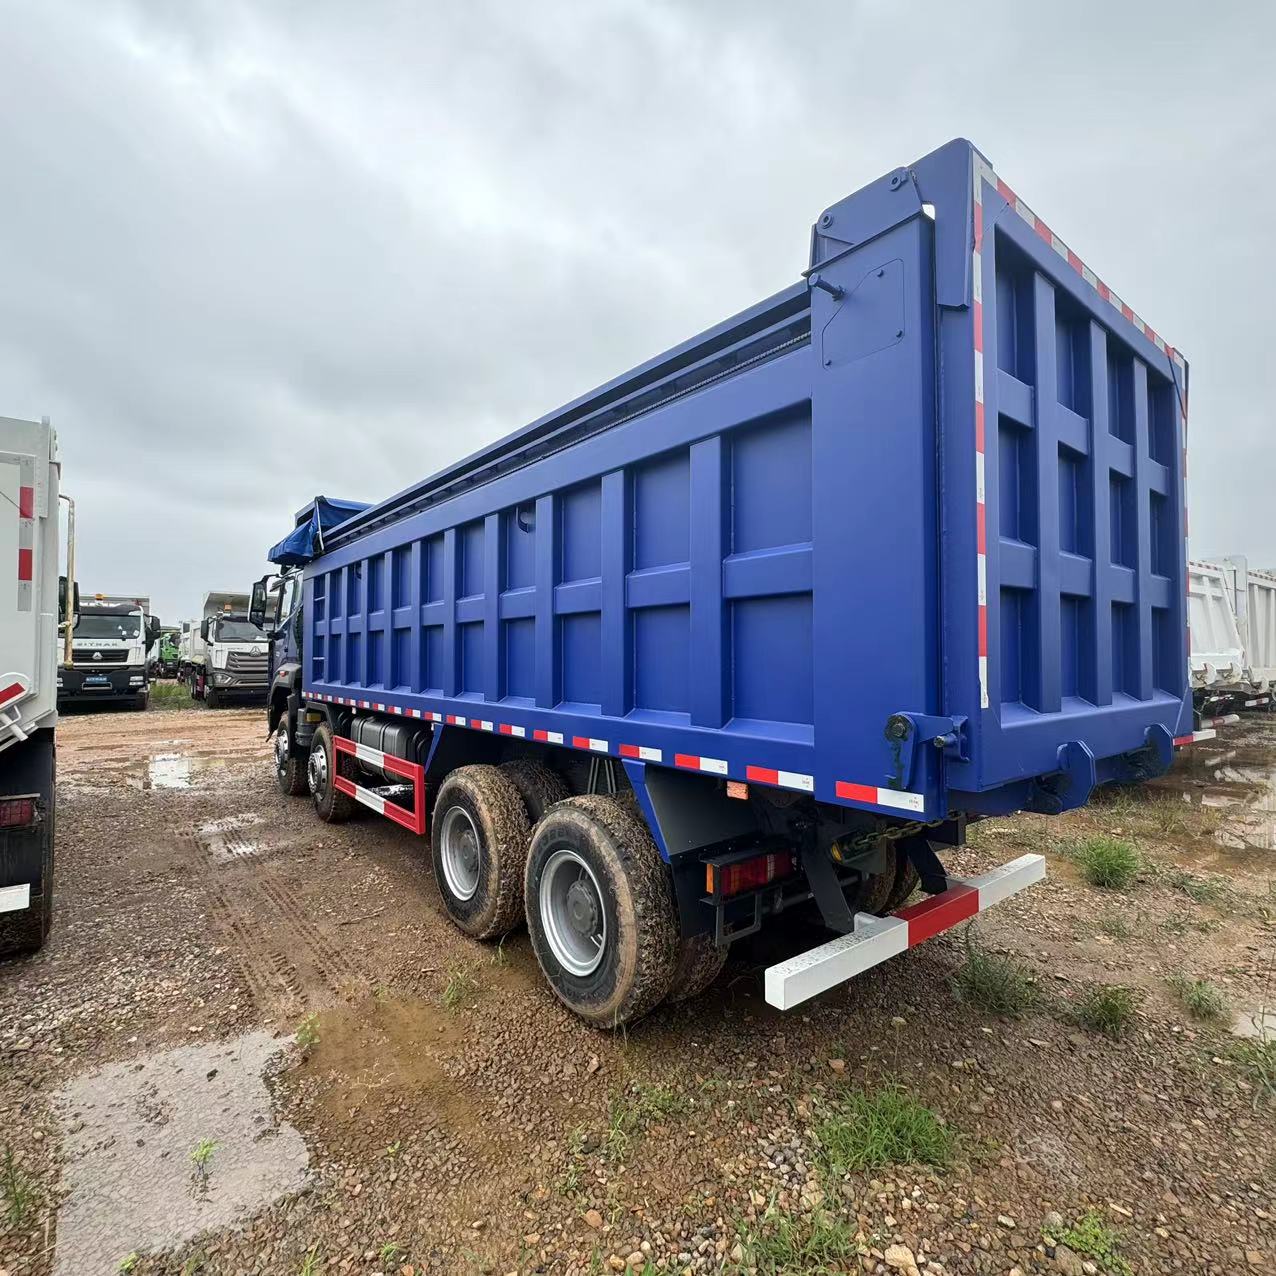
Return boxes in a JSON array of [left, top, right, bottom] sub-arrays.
[[309, 722, 353, 823], [525, 796, 679, 1027], [205, 682, 221, 709], [430, 766, 529, 940]]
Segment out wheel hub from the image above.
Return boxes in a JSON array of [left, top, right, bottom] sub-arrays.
[[540, 848, 607, 978], [308, 745, 327, 795], [439, 806, 481, 902], [274, 731, 289, 770]]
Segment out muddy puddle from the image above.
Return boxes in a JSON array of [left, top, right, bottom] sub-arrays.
[[1155, 726, 1276, 856], [53, 1031, 309, 1274], [60, 749, 250, 795]]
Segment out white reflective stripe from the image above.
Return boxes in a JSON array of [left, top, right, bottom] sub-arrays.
[[874, 787, 926, 813], [351, 786, 386, 816], [775, 770, 814, 793], [699, 756, 728, 776], [977, 555, 987, 606], [544, 730, 564, 744], [972, 249, 982, 303], [1193, 728, 1217, 743], [0, 883, 32, 914], [429, 712, 443, 722], [765, 914, 909, 1010], [507, 725, 527, 737], [585, 737, 608, 753], [478, 720, 494, 732], [974, 349, 984, 403], [1050, 234, 1068, 259], [634, 745, 661, 762], [956, 853, 1046, 909], [351, 740, 386, 767], [975, 451, 985, 502], [1081, 264, 1098, 289], [1014, 199, 1035, 228], [979, 656, 989, 709]]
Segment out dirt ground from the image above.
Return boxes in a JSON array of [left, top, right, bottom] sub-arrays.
[[1, 705, 1274, 1276]]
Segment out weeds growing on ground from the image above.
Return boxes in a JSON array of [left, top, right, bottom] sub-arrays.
[[1230, 1037, 1276, 1107], [604, 1083, 690, 1162], [379, 1242, 404, 1262], [1056, 1210, 1133, 1276], [2, 1143, 35, 1228], [1162, 867, 1231, 907], [298, 1245, 321, 1276], [442, 968, 477, 1009], [189, 1138, 217, 1189], [953, 928, 1039, 1018], [1070, 983, 1137, 1039], [1096, 912, 1133, 940], [118, 1255, 139, 1274], [733, 1202, 858, 1275], [1072, 836, 1140, 889], [295, 1012, 320, 1053], [1167, 973, 1230, 1022], [813, 1083, 955, 1177]]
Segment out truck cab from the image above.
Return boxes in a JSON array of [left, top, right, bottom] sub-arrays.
[[59, 596, 156, 710], [184, 592, 269, 708]]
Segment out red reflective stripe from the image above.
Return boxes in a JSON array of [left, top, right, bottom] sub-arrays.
[[996, 178, 1015, 206], [978, 604, 988, 657], [746, 765, 779, 786], [618, 743, 640, 759], [1097, 280, 1111, 302], [897, 883, 979, 945], [499, 723, 514, 735], [17, 548, 32, 581], [974, 401, 985, 450], [571, 735, 590, 750], [533, 729, 550, 741], [1066, 248, 1083, 273], [976, 503, 986, 554], [18, 486, 33, 519], [834, 780, 876, 804], [1033, 218, 1053, 245], [0, 682, 24, 708], [674, 753, 700, 770], [1173, 734, 1194, 747], [973, 199, 983, 249]]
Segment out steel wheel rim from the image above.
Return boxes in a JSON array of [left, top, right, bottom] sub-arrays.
[[439, 806, 481, 902], [274, 731, 289, 773], [539, 848, 607, 977], [308, 744, 328, 795]]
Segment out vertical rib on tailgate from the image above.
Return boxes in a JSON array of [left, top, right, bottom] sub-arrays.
[[953, 149, 1190, 803]]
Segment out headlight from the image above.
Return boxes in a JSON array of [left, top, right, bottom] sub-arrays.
[[130, 676, 144, 685], [57, 677, 64, 688]]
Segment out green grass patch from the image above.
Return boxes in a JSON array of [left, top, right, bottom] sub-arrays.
[[953, 931, 1039, 1018], [1166, 973, 1230, 1023], [604, 1082, 691, 1162], [813, 1083, 954, 1177], [1230, 1037, 1276, 1107], [1095, 912, 1133, 940], [733, 1206, 859, 1275], [1, 1143, 35, 1228], [148, 680, 194, 709], [1056, 1210, 1133, 1276], [441, 968, 477, 1009], [1072, 836, 1140, 889], [1070, 983, 1137, 1039], [1161, 866, 1231, 907]]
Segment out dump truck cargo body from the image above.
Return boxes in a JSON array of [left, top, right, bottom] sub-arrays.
[[300, 139, 1191, 822]]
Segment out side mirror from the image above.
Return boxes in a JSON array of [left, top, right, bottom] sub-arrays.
[[200, 618, 211, 642], [146, 617, 161, 646], [59, 578, 80, 626], [249, 577, 269, 629]]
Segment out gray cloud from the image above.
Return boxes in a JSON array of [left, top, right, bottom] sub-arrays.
[[1, 0, 1272, 623]]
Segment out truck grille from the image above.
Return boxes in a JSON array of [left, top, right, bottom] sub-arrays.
[[74, 649, 127, 664], [227, 652, 268, 675]]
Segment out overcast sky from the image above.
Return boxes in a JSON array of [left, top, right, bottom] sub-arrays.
[[1, 0, 1272, 625]]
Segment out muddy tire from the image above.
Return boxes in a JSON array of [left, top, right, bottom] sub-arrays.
[[133, 691, 149, 712], [498, 758, 570, 826], [525, 795, 678, 1027], [274, 727, 308, 797], [309, 722, 354, 823], [848, 854, 897, 916], [430, 765, 530, 940], [666, 933, 728, 1004], [880, 848, 921, 913], [205, 683, 221, 709]]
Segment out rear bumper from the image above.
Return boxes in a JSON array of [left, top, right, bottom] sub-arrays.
[[763, 853, 1046, 1010], [57, 666, 145, 701]]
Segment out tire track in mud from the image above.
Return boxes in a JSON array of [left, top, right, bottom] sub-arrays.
[[186, 821, 371, 1022]]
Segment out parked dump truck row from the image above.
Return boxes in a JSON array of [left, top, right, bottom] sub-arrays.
[[252, 140, 1194, 1028]]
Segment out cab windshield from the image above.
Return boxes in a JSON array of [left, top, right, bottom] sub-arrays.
[[213, 620, 265, 643], [74, 613, 141, 640]]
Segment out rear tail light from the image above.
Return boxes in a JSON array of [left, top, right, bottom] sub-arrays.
[[706, 850, 796, 898], [0, 797, 37, 829]]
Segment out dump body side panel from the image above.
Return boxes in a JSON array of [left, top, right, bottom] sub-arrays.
[[1189, 560, 1245, 689]]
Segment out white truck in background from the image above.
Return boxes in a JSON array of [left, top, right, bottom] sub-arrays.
[[59, 592, 156, 710], [1, 415, 69, 956], [181, 591, 269, 708]]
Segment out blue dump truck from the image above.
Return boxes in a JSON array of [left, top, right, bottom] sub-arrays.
[[253, 139, 1192, 1026]]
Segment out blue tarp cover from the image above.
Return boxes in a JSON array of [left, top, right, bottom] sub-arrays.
[[268, 496, 369, 566]]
